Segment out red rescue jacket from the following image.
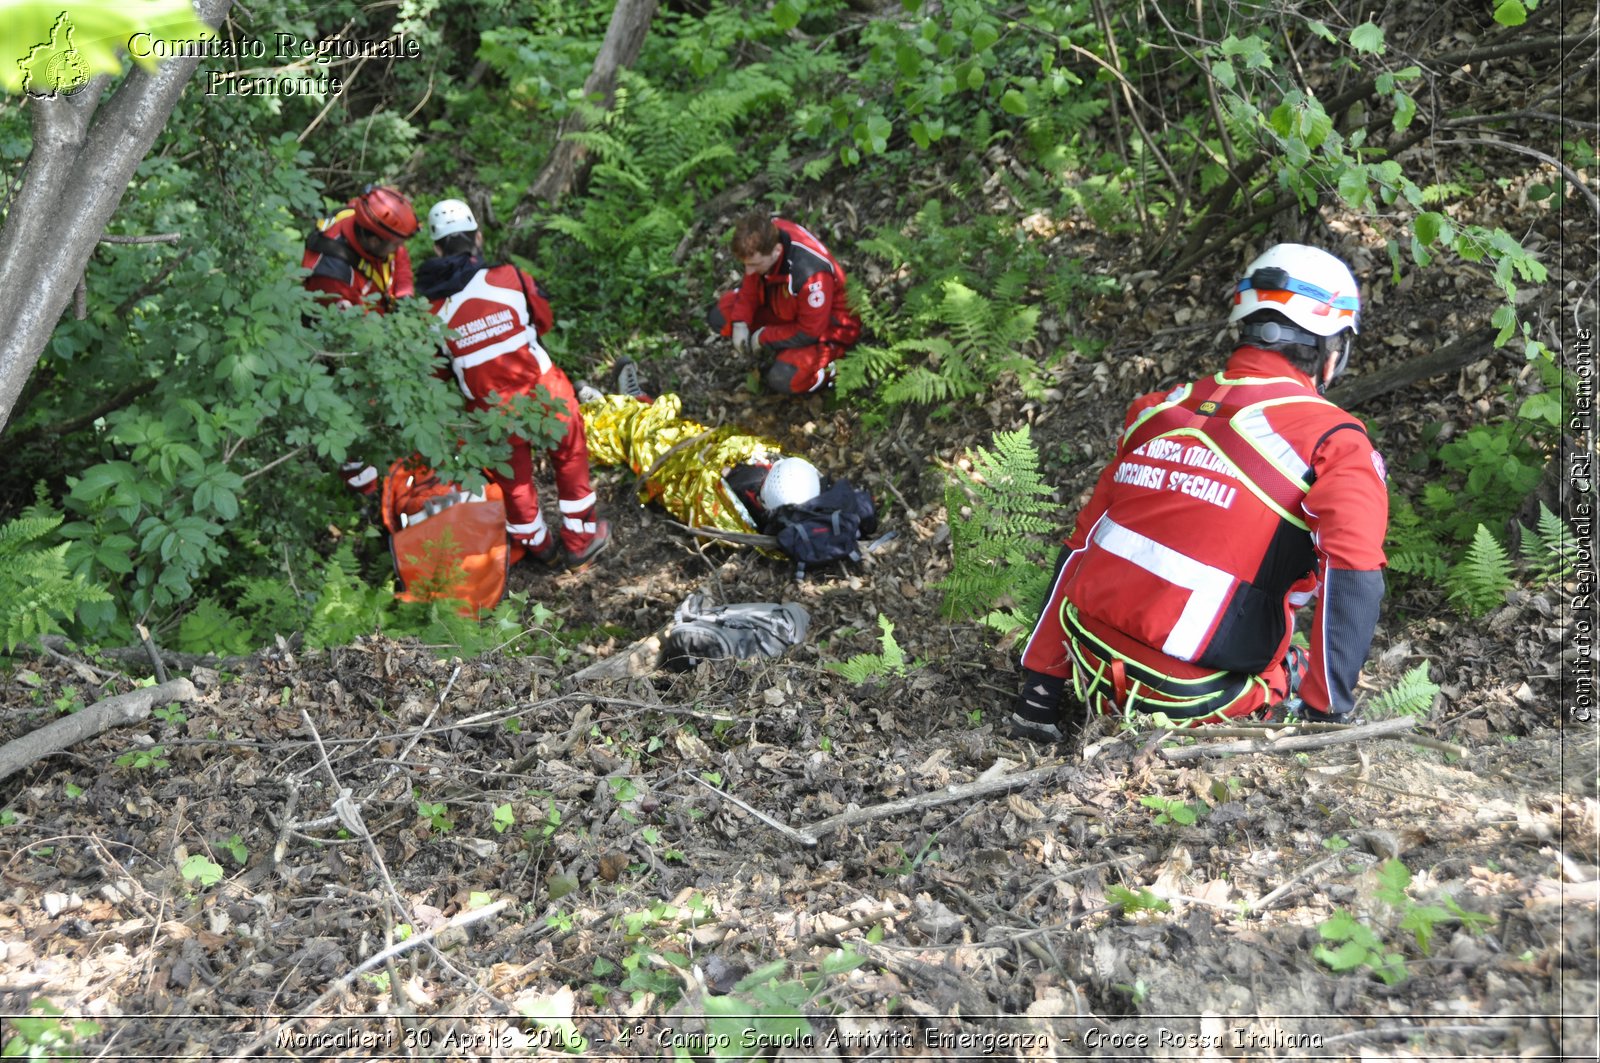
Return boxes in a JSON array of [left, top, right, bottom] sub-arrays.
[[302, 208, 414, 312], [1059, 347, 1388, 715], [428, 264, 556, 410], [728, 219, 860, 350]]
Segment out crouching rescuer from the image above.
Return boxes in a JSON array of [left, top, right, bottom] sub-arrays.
[[706, 212, 861, 395], [1014, 244, 1389, 739]]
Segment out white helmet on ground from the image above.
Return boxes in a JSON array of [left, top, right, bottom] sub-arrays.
[[1228, 244, 1361, 337], [428, 198, 478, 242], [759, 457, 822, 511]]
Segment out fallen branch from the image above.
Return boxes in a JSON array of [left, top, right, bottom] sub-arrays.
[[36, 633, 258, 674], [667, 519, 886, 556], [801, 762, 1073, 848], [1157, 716, 1416, 762], [0, 678, 198, 783], [693, 773, 819, 847], [222, 898, 509, 1062], [1190, 721, 1466, 758], [1326, 326, 1500, 410]]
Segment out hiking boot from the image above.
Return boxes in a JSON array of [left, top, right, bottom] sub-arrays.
[[565, 519, 612, 571], [525, 535, 562, 567], [576, 382, 603, 405], [615, 358, 650, 401]]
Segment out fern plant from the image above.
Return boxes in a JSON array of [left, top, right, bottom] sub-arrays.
[[0, 510, 110, 653], [1384, 495, 1450, 585], [1446, 524, 1514, 616], [843, 279, 1042, 410], [938, 425, 1063, 634], [1367, 662, 1441, 719], [826, 614, 912, 683], [1521, 502, 1577, 585]]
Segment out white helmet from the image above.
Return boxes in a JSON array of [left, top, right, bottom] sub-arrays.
[[759, 457, 821, 511], [1228, 244, 1360, 337], [428, 198, 478, 241]]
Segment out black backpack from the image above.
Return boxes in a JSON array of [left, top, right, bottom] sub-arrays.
[[764, 479, 879, 581], [661, 594, 811, 672]]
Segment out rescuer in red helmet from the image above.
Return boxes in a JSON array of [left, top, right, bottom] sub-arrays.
[[302, 184, 418, 313], [299, 185, 419, 493]]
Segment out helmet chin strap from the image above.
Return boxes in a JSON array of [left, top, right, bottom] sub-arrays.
[[1241, 321, 1353, 395]]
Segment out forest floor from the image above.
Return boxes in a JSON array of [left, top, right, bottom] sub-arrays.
[[2, 188, 1597, 1058]]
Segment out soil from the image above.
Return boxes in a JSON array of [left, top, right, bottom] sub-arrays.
[[3, 159, 1597, 1063]]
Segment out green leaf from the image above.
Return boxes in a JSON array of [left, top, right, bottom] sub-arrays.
[[1491, 304, 1517, 346], [969, 23, 999, 52], [1000, 89, 1028, 115], [772, 0, 801, 31], [1337, 167, 1370, 209], [1413, 211, 1446, 246], [180, 854, 224, 887], [1306, 20, 1339, 43], [1376, 858, 1412, 905], [1348, 23, 1385, 54], [1210, 59, 1236, 90], [1493, 0, 1528, 25], [1315, 939, 1373, 971], [1392, 92, 1417, 132]]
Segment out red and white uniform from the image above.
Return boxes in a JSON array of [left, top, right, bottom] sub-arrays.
[[712, 219, 861, 394], [302, 208, 414, 312], [429, 264, 599, 555], [1022, 347, 1388, 721]]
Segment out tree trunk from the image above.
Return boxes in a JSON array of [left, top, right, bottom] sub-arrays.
[[520, 0, 659, 209], [0, 0, 234, 434]]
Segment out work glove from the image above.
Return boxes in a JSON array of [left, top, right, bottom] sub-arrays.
[[730, 321, 751, 355]]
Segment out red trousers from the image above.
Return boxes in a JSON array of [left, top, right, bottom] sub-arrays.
[[713, 290, 856, 395], [485, 370, 599, 555]]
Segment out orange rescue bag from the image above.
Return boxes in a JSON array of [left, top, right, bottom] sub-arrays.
[[380, 458, 510, 616]]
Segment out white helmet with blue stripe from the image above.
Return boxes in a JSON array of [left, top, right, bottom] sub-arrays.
[[1229, 244, 1361, 337]]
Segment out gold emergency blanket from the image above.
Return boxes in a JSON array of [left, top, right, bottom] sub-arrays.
[[579, 393, 787, 534]]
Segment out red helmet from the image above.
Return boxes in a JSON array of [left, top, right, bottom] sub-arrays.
[[351, 185, 419, 242]]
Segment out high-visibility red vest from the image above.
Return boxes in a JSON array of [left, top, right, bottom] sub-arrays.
[[1059, 350, 1387, 681], [429, 264, 555, 410]]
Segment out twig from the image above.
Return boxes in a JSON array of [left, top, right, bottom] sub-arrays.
[[392, 662, 462, 768], [222, 899, 509, 1061], [241, 446, 308, 484], [1433, 136, 1600, 216], [134, 624, 169, 684], [1157, 716, 1417, 762], [33, 636, 119, 683], [97, 233, 181, 244], [1249, 854, 1341, 912], [692, 773, 820, 847], [802, 762, 1073, 847]]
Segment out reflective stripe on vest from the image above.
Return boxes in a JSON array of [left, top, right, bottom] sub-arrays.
[[437, 270, 553, 400], [1090, 514, 1235, 661], [1120, 372, 1349, 530]]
